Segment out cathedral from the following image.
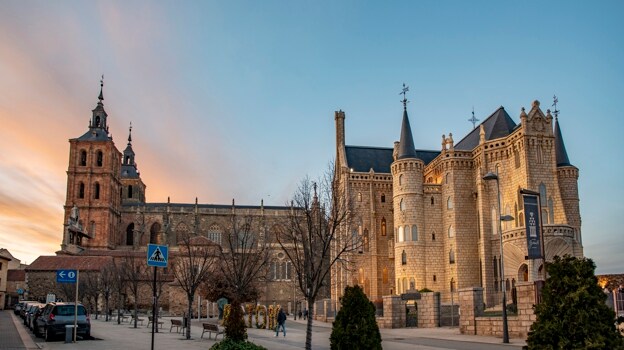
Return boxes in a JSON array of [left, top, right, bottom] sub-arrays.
[[58, 82, 302, 312], [331, 92, 583, 306]]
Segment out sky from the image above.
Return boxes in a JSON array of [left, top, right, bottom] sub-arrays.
[[0, 1, 622, 273]]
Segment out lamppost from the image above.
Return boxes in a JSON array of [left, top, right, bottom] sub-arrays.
[[483, 171, 512, 343]]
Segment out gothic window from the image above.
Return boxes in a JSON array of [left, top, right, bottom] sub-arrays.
[[491, 207, 498, 235], [398, 226, 404, 242], [539, 183, 547, 206], [447, 196, 453, 209], [363, 229, 369, 252], [126, 223, 134, 246], [432, 232, 436, 241], [80, 150, 87, 166], [448, 225, 454, 238], [357, 192, 362, 202], [399, 174, 403, 185], [79, 182, 85, 199], [150, 222, 161, 244], [409, 277, 415, 290], [537, 144, 543, 163], [95, 116, 101, 127], [381, 217, 386, 236], [400, 198, 405, 211], [403, 225, 410, 241], [128, 185, 133, 199], [401, 250, 407, 265], [94, 182, 100, 199], [382, 267, 388, 284], [96, 150, 103, 167], [381, 194, 385, 203], [207, 224, 222, 245], [445, 173, 450, 184], [450, 278, 456, 292], [548, 198, 554, 224], [514, 147, 520, 168], [411, 225, 418, 241], [431, 196, 434, 205], [359, 268, 364, 284], [449, 249, 455, 264]]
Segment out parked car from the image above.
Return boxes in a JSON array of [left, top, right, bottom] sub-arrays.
[[27, 304, 45, 331], [13, 302, 23, 315], [36, 302, 91, 341], [20, 301, 38, 320], [24, 304, 42, 327]]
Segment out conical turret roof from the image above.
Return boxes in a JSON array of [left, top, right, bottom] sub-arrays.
[[397, 108, 417, 159], [554, 117, 572, 167]]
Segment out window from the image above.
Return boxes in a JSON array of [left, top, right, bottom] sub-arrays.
[[448, 225, 454, 238], [445, 173, 450, 184], [382, 268, 388, 284], [208, 224, 222, 245], [271, 260, 292, 281], [90, 221, 96, 237], [399, 174, 403, 185], [411, 225, 418, 241], [398, 226, 404, 242], [409, 277, 415, 290], [548, 198, 554, 224], [491, 207, 498, 235], [433, 275, 436, 282], [401, 250, 407, 265], [94, 183, 100, 199], [432, 232, 436, 241], [449, 249, 455, 264], [80, 150, 87, 166], [450, 278, 456, 292], [79, 182, 85, 199], [431, 196, 434, 205], [403, 225, 409, 241], [357, 192, 362, 202], [150, 222, 161, 244], [447, 196, 453, 209], [96, 150, 103, 167], [381, 194, 385, 203], [539, 183, 547, 206], [400, 198, 405, 211], [126, 223, 134, 245], [381, 217, 386, 236], [128, 185, 133, 198]]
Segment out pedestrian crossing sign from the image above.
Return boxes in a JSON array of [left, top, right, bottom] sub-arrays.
[[147, 244, 168, 267]]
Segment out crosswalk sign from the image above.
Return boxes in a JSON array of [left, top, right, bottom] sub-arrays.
[[147, 244, 168, 267]]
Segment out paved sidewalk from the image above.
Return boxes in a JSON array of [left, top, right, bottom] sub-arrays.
[[15, 313, 526, 350], [0, 310, 38, 350]]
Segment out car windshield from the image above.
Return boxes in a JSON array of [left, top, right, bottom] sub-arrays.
[[55, 305, 86, 316]]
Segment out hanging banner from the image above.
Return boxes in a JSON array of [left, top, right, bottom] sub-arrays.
[[523, 194, 542, 259]]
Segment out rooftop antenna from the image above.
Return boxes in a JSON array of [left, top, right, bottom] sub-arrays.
[[552, 95, 560, 119], [468, 106, 479, 129], [400, 83, 409, 110]]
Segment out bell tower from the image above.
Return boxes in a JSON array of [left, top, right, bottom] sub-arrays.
[[62, 78, 122, 251], [121, 122, 146, 204]]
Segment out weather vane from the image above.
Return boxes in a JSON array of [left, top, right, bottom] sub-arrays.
[[400, 83, 409, 110], [552, 95, 560, 119], [468, 106, 479, 129]]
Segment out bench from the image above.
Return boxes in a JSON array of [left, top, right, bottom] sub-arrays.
[[130, 315, 145, 326], [201, 323, 224, 340], [170, 319, 186, 333], [147, 316, 164, 329]]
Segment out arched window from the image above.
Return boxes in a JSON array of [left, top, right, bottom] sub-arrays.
[[95, 116, 101, 127], [357, 192, 362, 202], [491, 207, 498, 235], [79, 150, 87, 166], [399, 174, 403, 185], [381, 217, 387, 236], [381, 194, 385, 203], [448, 225, 454, 238], [431, 196, 434, 205], [519, 264, 529, 282], [411, 225, 418, 241], [548, 198, 554, 224], [450, 278, 456, 292], [432, 232, 436, 241], [126, 223, 135, 246], [403, 225, 410, 241], [445, 173, 450, 184], [447, 196, 453, 209], [400, 198, 405, 211], [79, 182, 85, 199], [96, 150, 103, 167], [449, 249, 455, 264], [539, 183, 547, 205], [409, 277, 415, 290], [398, 226, 404, 242], [401, 250, 407, 265], [150, 222, 161, 244], [90, 221, 96, 237], [208, 224, 222, 245], [128, 185, 133, 198], [382, 268, 388, 284], [94, 182, 100, 199]]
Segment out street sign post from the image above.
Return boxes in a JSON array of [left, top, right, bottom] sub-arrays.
[[56, 269, 77, 283]]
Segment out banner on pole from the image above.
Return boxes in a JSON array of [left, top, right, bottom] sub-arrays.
[[523, 194, 542, 259]]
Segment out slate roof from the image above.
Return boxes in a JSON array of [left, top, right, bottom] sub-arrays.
[[74, 129, 112, 141], [455, 107, 518, 150], [26, 255, 113, 271], [554, 117, 572, 166], [398, 109, 417, 159], [345, 146, 439, 173]]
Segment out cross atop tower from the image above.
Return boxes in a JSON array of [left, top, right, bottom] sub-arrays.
[[400, 83, 409, 110], [468, 106, 479, 129], [552, 95, 560, 119]]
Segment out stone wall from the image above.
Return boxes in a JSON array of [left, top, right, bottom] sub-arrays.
[[378, 295, 406, 328], [417, 292, 440, 328], [459, 282, 536, 339]]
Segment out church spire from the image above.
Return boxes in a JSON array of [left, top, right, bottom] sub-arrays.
[[397, 83, 417, 159], [128, 122, 133, 145], [552, 95, 571, 167], [98, 75, 104, 102]]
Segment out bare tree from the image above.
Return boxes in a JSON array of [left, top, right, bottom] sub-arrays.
[[100, 263, 116, 321], [143, 264, 173, 333], [110, 259, 127, 325], [276, 165, 359, 350], [213, 212, 270, 341], [172, 232, 219, 339], [121, 255, 147, 328], [81, 271, 102, 319]]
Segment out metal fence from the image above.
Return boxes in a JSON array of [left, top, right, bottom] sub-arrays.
[[438, 291, 459, 327]]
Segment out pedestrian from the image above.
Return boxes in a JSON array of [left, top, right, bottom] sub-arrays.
[[303, 308, 308, 320], [298, 310, 302, 319], [275, 308, 287, 337]]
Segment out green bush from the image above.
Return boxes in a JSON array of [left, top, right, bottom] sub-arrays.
[[526, 255, 624, 349], [209, 338, 267, 350], [419, 288, 433, 293], [330, 285, 382, 350]]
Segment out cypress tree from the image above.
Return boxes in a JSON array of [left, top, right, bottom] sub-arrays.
[[330, 285, 382, 350], [526, 255, 624, 349]]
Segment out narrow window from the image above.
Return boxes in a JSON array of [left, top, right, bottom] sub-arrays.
[[409, 278, 415, 290], [126, 223, 134, 246], [447, 196, 453, 209], [90, 221, 96, 237], [400, 198, 405, 211], [96, 151, 103, 167], [449, 249, 455, 264], [433, 275, 437, 282], [432, 232, 436, 241], [411, 225, 418, 241], [450, 278, 456, 292], [128, 185, 133, 198], [382, 268, 388, 284], [94, 183, 100, 199], [381, 194, 386, 203], [79, 182, 85, 199], [357, 192, 362, 202], [399, 174, 403, 185], [398, 226, 404, 242], [431, 196, 434, 205], [404, 225, 410, 241], [448, 225, 454, 238], [401, 250, 407, 265], [548, 198, 554, 224], [80, 150, 87, 166], [381, 217, 387, 236]]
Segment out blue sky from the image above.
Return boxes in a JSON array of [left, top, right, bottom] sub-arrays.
[[0, 1, 622, 273]]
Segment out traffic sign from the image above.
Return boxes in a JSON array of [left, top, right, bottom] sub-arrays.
[[147, 244, 168, 267], [56, 269, 77, 283]]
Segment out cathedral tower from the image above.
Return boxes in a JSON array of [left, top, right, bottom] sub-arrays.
[[120, 123, 146, 205], [63, 79, 122, 250]]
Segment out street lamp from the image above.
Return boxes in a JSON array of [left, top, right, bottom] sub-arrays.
[[483, 171, 513, 344]]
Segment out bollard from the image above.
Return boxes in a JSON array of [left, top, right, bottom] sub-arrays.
[[65, 325, 75, 343]]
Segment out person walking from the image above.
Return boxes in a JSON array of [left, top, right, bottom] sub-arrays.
[[275, 308, 287, 337]]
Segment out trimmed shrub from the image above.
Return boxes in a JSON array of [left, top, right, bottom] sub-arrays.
[[209, 339, 267, 350], [330, 285, 382, 350]]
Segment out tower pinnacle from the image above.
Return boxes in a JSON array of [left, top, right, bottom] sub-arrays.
[[98, 75, 104, 102], [128, 122, 133, 144], [397, 83, 417, 160], [469, 107, 479, 129]]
